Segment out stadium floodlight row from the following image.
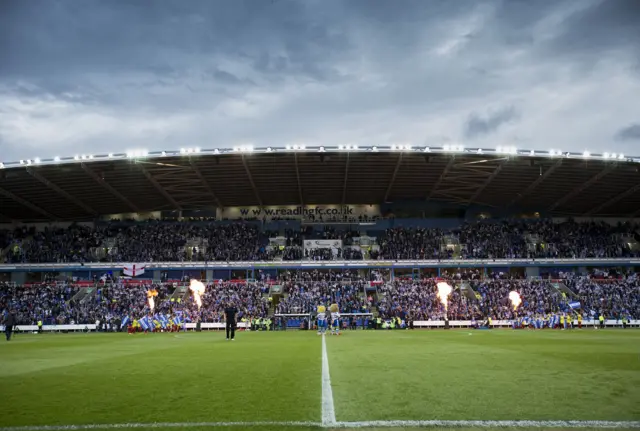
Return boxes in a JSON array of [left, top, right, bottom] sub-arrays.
[[1, 145, 639, 170]]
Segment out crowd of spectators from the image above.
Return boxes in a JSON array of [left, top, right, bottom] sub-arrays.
[[1, 219, 639, 264], [375, 276, 639, 321], [377, 227, 449, 260], [0, 280, 271, 326], [376, 220, 640, 260], [1, 272, 638, 327], [275, 280, 370, 315]]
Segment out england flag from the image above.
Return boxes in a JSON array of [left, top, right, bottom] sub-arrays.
[[123, 264, 146, 277]]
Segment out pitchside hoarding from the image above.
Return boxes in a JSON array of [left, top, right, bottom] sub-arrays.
[[217, 205, 380, 220]]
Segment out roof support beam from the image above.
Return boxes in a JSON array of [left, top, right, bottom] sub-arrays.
[[584, 183, 640, 216], [427, 157, 455, 201], [26, 167, 97, 216], [341, 153, 350, 205], [508, 159, 562, 207], [630, 207, 640, 219], [138, 165, 182, 210], [547, 165, 616, 212], [241, 155, 263, 207], [189, 160, 224, 209], [81, 163, 141, 213], [466, 162, 504, 206], [0, 186, 58, 220], [294, 153, 304, 206], [384, 153, 403, 203], [0, 212, 13, 222]]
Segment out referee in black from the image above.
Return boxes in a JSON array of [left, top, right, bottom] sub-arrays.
[[224, 303, 238, 341], [4, 309, 16, 341]]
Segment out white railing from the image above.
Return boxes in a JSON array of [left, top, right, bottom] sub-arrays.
[[1, 257, 639, 271], [413, 319, 640, 328]]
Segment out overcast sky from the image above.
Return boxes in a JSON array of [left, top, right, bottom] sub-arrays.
[[1, 0, 640, 162]]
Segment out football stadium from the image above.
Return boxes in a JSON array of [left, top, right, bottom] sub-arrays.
[[2, 0, 640, 430], [1, 145, 639, 431]]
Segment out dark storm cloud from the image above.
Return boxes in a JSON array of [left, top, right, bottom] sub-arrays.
[[616, 124, 640, 141], [464, 107, 519, 139], [545, 0, 640, 60], [0, 0, 639, 162]]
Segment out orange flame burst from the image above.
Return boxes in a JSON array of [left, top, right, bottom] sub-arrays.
[[436, 282, 453, 314], [509, 291, 522, 311], [189, 280, 206, 310], [146, 288, 158, 312]]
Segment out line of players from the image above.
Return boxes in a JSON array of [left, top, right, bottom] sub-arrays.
[[316, 304, 341, 335], [509, 313, 585, 330], [125, 315, 185, 333]]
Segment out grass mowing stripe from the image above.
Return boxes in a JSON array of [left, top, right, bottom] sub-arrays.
[[1, 420, 640, 430], [322, 335, 337, 426]]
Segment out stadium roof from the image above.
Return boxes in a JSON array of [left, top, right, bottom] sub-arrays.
[[1, 146, 639, 222]]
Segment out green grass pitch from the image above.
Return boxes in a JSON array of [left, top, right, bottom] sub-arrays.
[[1, 330, 639, 431]]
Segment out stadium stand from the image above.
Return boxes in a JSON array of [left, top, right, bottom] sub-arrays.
[[1, 219, 639, 263], [1, 148, 639, 332]]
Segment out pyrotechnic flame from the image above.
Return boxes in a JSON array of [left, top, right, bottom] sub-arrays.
[[436, 282, 453, 314], [509, 291, 522, 311], [146, 289, 157, 312], [189, 280, 206, 310]]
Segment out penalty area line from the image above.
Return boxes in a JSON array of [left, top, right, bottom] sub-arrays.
[[1, 420, 640, 430]]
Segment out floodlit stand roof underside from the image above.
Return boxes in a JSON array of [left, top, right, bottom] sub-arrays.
[[0, 148, 639, 221]]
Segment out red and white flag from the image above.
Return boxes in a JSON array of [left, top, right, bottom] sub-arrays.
[[123, 264, 147, 277]]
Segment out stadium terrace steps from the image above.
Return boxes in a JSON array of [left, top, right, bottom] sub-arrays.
[[168, 285, 189, 303], [0, 241, 15, 260], [552, 282, 578, 299], [459, 281, 479, 303], [71, 287, 97, 304]]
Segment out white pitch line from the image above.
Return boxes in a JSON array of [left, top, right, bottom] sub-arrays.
[[321, 334, 337, 427], [0, 422, 321, 431], [2, 420, 640, 431], [332, 420, 640, 428]]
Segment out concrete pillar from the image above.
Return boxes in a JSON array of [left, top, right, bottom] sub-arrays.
[[11, 271, 26, 285], [525, 267, 540, 278]]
